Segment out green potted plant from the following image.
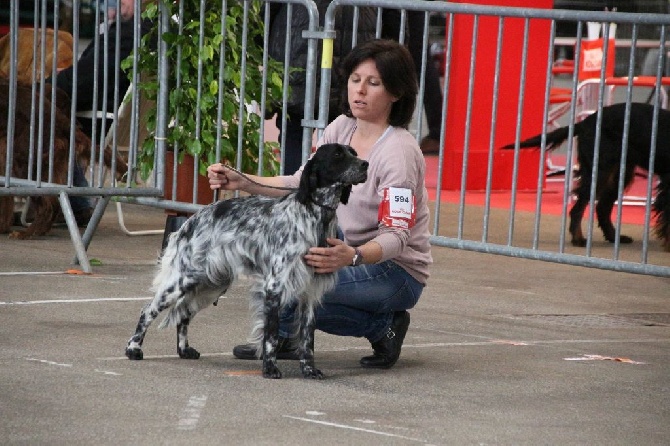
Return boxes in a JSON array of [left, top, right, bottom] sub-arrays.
[[125, 0, 285, 201]]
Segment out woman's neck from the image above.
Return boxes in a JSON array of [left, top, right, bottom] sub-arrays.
[[350, 120, 390, 159]]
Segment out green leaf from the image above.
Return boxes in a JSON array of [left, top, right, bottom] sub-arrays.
[[131, 0, 283, 179], [209, 80, 218, 96], [188, 139, 203, 156]]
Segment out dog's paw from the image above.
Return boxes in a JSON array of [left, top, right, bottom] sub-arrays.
[[619, 235, 633, 244], [262, 363, 282, 379], [125, 348, 144, 360], [178, 346, 201, 359], [301, 366, 324, 380], [9, 230, 30, 240], [571, 238, 587, 247]]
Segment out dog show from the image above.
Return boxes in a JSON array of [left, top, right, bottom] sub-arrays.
[[1, 0, 669, 444]]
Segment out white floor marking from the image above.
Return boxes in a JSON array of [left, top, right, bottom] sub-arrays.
[[94, 369, 122, 376], [0, 271, 69, 276], [26, 358, 72, 367], [283, 415, 426, 443], [564, 354, 646, 364], [96, 338, 669, 361], [177, 395, 208, 431], [0, 297, 152, 305]]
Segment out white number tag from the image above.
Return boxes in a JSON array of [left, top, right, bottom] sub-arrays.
[[378, 187, 416, 229]]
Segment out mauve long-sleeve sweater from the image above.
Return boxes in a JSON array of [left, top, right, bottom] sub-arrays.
[[281, 115, 433, 284]]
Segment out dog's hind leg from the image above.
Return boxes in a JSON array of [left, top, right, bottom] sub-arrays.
[[125, 301, 163, 360], [125, 275, 199, 360], [297, 299, 322, 379], [596, 165, 634, 244], [172, 288, 225, 359], [595, 183, 633, 244], [569, 193, 589, 247]]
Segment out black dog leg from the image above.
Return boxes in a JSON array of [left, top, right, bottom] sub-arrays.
[[125, 277, 195, 360], [595, 183, 633, 244], [126, 303, 162, 360], [177, 316, 200, 359], [569, 195, 589, 247], [298, 302, 323, 379], [262, 292, 282, 379]]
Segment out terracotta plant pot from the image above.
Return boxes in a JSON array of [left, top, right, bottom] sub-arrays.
[[164, 151, 215, 207]]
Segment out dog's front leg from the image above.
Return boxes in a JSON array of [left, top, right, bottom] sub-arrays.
[[262, 292, 282, 379], [298, 302, 323, 379]]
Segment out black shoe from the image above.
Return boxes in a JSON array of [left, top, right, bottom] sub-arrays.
[[232, 337, 300, 360], [360, 311, 410, 369], [73, 208, 93, 227], [54, 208, 93, 228], [419, 136, 440, 155]]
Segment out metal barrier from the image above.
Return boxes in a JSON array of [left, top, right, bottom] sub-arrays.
[[319, 0, 670, 277], [2, 0, 669, 277], [1, 0, 162, 272]]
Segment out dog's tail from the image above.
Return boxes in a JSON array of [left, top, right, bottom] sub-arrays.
[[501, 124, 576, 151]]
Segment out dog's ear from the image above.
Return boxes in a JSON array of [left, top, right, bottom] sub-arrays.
[[297, 158, 316, 205], [340, 184, 352, 205]]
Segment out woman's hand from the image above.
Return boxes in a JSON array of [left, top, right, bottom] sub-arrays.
[[305, 238, 356, 274], [207, 163, 246, 192]]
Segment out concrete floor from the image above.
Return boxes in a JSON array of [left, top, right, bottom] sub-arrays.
[[0, 203, 668, 445]]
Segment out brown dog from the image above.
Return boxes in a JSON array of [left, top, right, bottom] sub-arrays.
[[0, 78, 127, 239], [504, 102, 669, 251]]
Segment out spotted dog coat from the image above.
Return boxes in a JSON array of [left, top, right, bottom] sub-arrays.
[[125, 144, 369, 379]]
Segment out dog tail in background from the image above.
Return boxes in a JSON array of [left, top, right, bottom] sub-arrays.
[[501, 124, 575, 151]]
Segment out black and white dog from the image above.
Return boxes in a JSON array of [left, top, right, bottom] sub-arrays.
[[125, 143, 368, 379]]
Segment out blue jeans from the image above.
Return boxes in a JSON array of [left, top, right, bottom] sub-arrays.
[[279, 260, 424, 343], [276, 111, 305, 175], [70, 162, 92, 212]]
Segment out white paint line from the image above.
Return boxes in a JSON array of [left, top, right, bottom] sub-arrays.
[[283, 415, 426, 443], [0, 271, 69, 276], [96, 338, 670, 361], [177, 395, 208, 431], [94, 369, 122, 376], [564, 354, 646, 364], [98, 352, 235, 361], [26, 358, 73, 367], [0, 297, 152, 305], [0, 271, 130, 279], [354, 419, 377, 424]]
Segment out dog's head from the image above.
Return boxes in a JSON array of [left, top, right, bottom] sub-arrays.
[[297, 143, 368, 206]]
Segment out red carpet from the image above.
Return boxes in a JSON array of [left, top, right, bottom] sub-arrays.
[[424, 155, 652, 225]]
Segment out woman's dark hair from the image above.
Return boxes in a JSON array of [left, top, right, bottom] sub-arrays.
[[339, 39, 418, 128]]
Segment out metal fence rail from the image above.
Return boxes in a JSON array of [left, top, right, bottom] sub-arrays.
[[321, 0, 670, 277], [2, 0, 669, 277]]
